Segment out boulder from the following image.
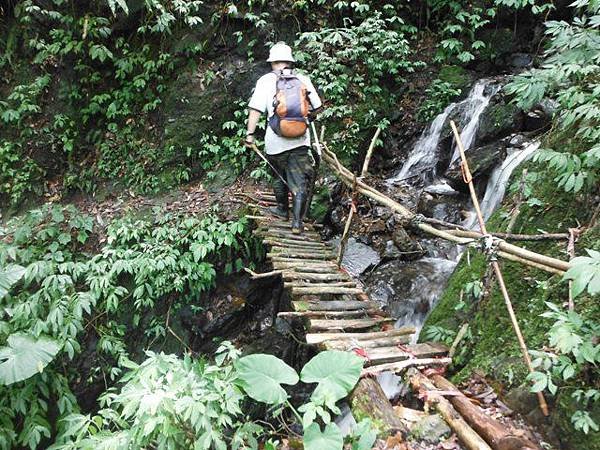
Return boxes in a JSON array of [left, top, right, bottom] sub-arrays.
[[445, 140, 508, 189], [476, 97, 524, 146], [409, 414, 452, 444]]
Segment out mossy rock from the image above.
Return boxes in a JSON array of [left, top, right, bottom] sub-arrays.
[[476, 99, 524, 146], [438, 65, 472, 93], [425, 148, 598, 444]]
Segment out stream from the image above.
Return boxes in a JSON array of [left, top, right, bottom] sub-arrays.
[[335, 76, 541, 432]]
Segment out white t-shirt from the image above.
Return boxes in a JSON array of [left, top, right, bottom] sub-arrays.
[[248, 70, 322, 155]]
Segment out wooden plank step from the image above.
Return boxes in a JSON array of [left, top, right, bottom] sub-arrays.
[[265, 239, 331, 249], [284, 272, 351, 282], [273, 263, 340, 273], [278, 310, 375, 319], [286, 281, 358, 288], [305, 327, 416, 345], [272, 257, 338, 265], [292, 286, 364, 295], [362, 357, 452, 377], [293, 300, 379, 311], [363, 342, 449, 367], [323, 335, 412, 350], [308, 317, 394, 332], [268, 251, 334, 260]]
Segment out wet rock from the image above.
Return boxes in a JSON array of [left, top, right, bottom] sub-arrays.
[[524, 110, 550, 132], [509, 53, 534, 69], [365, 258, 457, 324], [417, 191, 467, 224], [476, 97, 524, 146], [392, 228, 423, 259], [383, 240, 402, 260], [445, 140, 508, 189], [424, 180, 459, 196], [338, 237, 381, 277], [509, 133, 527, 148], [409, 414, 451, 444]]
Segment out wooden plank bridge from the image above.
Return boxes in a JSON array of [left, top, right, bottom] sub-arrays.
[[246, 190, 449, 374], [244, 189, 544, 450]]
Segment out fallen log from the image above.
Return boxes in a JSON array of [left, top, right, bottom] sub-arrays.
[[430, 375, 541, 450], [349, 377, 408, 436], [407, 369, 492, 450]]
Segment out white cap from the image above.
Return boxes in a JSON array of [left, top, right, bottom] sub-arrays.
[[267, 42, 295, 63]]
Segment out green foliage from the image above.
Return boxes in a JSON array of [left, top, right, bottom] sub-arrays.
[[528, 252, 600, 434], [0, 204, 253, 449], [417, 79, 462, 122], [564, 249, 600, 297], [234, 354, 299, 405], [505, 0, 600, 194], [295, 12, 420, 157], [236, 350, 365, 450], [51, 344, 262, 450], [0, 334, 61, 385], [0, 0, 210, 205]]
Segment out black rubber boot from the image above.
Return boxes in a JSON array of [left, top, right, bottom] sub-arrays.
[[291, 193, 306, 234], [269, 189, 289, 220]]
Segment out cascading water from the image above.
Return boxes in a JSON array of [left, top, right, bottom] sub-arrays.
[[387, 79, 500, 184], [338, 78, 539, 433], [464, 142, 540, 229]]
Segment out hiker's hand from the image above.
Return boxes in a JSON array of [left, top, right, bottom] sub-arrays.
[[244, 134, 255, 148]]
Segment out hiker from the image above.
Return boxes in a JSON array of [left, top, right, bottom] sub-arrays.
[[245, 41, 323, 234]]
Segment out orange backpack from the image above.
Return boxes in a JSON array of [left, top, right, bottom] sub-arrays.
[[269, 70, 311, 138]]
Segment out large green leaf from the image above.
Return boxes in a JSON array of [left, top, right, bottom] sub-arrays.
[[0, 264, 25, 299], [235, 354, 299, 405], [300, 350, 364, 404], [0, 333, 61, 385], [303, 423, 343, 450]]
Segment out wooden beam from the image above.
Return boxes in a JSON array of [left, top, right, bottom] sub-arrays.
[[362, 357, 452, 376], [308, 317, 393, 332], [305, 327, 416, 345], [292, 300, 378, 311], [430, 375, 541, 450], [292, 286, 364, 296], [350, 378, 408, 436], [364, 342, 448, 366]]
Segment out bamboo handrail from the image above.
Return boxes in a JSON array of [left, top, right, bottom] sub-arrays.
[[320, 143, 569, 275]]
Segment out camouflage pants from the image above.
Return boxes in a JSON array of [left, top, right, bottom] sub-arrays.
[[267, 146, 315, 199]]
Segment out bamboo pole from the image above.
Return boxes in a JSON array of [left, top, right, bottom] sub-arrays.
[[451, 120, 549, 417], [336, 127, 382, 266], [321, 143, 569, 274]]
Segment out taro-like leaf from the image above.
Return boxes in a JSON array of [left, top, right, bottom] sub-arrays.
[[235, 354, 298, 405], [0, 333, 61, 385]]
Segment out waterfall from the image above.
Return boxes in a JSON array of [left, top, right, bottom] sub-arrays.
[[464, 141, 540, 229], [387, 79, 499, 183], [388, 104, 454, 182], [449, 82, 501, 164]]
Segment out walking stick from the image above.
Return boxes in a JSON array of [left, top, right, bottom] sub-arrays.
[[450, 120, 549, 417], [250, 143, 289, 188]]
